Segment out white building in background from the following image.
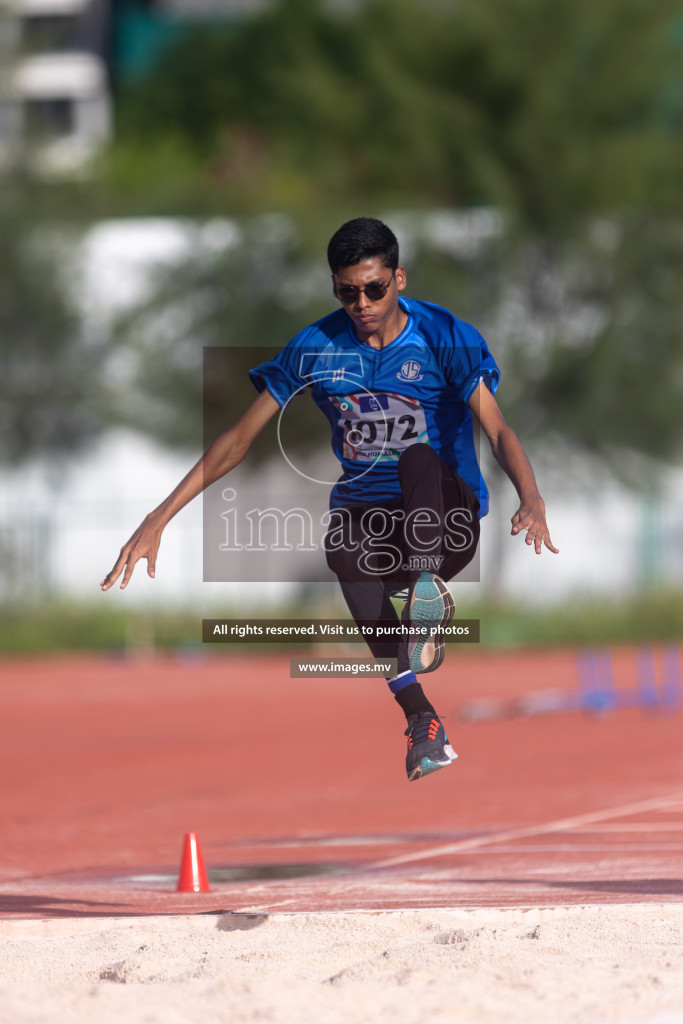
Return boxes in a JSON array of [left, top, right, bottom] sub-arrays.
[[0, 0, 110, 175], [0, 0, 364, 174]]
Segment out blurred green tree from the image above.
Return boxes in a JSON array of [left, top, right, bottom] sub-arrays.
[[0, 188, 105, 467], [103, 0, 683, 475], [492, 218, 683, 474], [107, 216, 333, 458], [111, 0, 682, 223]]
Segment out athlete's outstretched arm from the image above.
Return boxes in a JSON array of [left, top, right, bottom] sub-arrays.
[[469, 382, 559, 555], [100, 389, 280, 591]]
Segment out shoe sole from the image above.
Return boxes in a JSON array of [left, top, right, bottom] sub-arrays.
[[407, 744, 458, 782], [407, 573, 455, 674]]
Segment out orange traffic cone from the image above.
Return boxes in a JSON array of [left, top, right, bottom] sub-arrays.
[[176, 832, 211, 893]]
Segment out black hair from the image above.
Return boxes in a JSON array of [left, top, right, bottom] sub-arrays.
[[327, 217, 399, 273]]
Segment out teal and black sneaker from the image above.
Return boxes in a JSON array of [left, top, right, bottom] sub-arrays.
[[405, 572, 455, 674], [405, 712, 458, 781]]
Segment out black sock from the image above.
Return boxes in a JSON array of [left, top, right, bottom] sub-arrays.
[[394, 682, 436, 721]]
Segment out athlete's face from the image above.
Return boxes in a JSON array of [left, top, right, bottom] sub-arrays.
[[332, 258, 406, 342]]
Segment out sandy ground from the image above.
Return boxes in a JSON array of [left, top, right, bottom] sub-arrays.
[[1, 906, 683, 1024]]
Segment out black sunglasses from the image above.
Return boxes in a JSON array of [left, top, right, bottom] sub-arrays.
[[335, 272, 395, 304]]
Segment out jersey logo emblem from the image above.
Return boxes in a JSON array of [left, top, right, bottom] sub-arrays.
[[397, 359, 424, 382]]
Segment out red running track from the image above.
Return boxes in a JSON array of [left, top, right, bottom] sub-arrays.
[[0, 647, 682, 920]]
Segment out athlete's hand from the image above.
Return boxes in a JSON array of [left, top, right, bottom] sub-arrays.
[[100, 512, 165, 591], [511, 496, 559, 555]]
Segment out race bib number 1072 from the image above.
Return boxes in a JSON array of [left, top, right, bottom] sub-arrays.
[[334, 392, 429, 462]]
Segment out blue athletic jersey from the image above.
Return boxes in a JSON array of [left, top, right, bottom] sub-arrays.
[[249, 297, 500, 516]]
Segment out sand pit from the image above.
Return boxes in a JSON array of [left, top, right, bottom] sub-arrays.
[[1, 905, 683, 1023]]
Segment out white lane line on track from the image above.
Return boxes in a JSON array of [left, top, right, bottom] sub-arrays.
[[367, 791, 683, 871], [575, 823, 683, 833], [403, 843, 683, 854], [241, 898, 300, 911]]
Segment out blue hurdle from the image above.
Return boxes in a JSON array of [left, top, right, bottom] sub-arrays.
[[457, 645, 682, 723], [579, 646, 682, 716]]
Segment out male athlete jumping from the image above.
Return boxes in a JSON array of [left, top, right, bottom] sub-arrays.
[[102, 217, 558, 781]]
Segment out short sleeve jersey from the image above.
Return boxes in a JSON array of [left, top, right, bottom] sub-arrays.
[[249, 297, 500, 516]]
